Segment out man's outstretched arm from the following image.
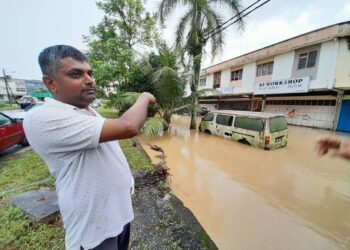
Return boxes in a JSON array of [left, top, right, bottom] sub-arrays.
[[100, 92, 156, 142], [316, 137, 350, 161]]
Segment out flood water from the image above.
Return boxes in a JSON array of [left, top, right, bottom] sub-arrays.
[[140, 115, 350, 250]]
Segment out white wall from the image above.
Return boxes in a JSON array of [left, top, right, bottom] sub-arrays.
[[334, 39, 350, 88], [312, 40, 338, 89], [201, 40, 340, 94], [198, 73, 214, 91], [220, 69, 231, 88], [239, 63, 255, 93], [272, 51, 294, 80], [264, 105, 336, 129]]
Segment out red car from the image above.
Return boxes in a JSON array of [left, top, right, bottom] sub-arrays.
[[0, 112, 28, 152]]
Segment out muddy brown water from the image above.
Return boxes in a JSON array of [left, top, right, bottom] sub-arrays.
[[140, 115, 350, 250]]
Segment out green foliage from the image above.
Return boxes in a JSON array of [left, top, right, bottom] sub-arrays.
[[96, 106, 119, 118], [142, 117, 169, 138], [96, 0, 157, 47], [85, 0, 158, 97], [157, 180, 169, 193], [113, 45, 187, 136], [119, 139, 154, 173]]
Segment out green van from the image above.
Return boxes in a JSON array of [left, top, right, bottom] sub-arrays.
[[199, 110, 288, 150]]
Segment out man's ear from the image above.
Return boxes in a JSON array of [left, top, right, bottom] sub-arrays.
[[42, 75, 56, 94]]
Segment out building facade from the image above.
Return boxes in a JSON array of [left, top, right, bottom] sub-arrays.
[[0, 77, 27, 101], [199, 21, 350, 132], [0, 78, 46, 101]]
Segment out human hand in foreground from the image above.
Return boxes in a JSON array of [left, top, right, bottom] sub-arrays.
[[140, 92, 156, 106], [316, 137, 350, 161]]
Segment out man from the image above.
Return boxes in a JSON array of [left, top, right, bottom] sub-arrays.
[[316, 137, 350, 161], [24, 45, 156, 250]]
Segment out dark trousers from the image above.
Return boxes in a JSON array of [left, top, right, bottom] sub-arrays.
[[81, 223, 131, 250]]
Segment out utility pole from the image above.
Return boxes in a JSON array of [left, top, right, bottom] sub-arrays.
[[2, 68, 12, 106]]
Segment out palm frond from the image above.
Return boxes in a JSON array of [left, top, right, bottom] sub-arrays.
[[158, 0, 181, 24], [115, 91, 141, 106], [142, 117, 169, 138], [211, 0, 245, 29], [175, 11, 193, 46]]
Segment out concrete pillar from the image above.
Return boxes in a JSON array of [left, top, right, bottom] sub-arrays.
[[332, 90, 344, 131]]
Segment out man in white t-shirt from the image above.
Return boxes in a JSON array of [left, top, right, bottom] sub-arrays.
[[24, 45, 156, 250]]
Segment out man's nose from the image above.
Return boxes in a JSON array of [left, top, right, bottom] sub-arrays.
[[83, 74, 95, 86]]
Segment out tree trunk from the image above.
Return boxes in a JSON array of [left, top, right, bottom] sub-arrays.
[[190, 52, 202, 129]]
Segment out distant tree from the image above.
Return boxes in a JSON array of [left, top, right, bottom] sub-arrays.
[[84, 0, 158, 97], [159, 0, 244, 129]]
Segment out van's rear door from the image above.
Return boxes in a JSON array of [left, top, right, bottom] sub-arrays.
[[268, 116, 288, 147]]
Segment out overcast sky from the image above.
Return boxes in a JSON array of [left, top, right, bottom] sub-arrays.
[[0, 0, 349, 80]]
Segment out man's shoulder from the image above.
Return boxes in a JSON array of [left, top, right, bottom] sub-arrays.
[[25, 103, 76, 125]]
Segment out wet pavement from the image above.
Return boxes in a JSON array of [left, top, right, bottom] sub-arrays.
[[140, 115, 350, 250]]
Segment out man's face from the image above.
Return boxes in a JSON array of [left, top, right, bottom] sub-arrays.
[[44, 57, 97, 109]]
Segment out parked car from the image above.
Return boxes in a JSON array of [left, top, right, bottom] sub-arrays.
[[199, 110, 288, 150], [0, 112, 28, 152], [90, 100, 101, 108], [9, 103, 44, 120], [17, 96, 42, 109]]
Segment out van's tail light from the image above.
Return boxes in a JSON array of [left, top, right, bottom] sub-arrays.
[[265, 136, 270, 145]]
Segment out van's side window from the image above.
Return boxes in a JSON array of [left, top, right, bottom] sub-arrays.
[[216, 115, 233, 126], [203, 113, 214, 121], [234, 117, 264, 131]]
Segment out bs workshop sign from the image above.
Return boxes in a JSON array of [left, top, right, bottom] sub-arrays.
[[254, 77, 310, 95]]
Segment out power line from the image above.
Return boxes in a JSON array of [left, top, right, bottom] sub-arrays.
[[204, 0, 263, 38], [203, 0, 271, 42]]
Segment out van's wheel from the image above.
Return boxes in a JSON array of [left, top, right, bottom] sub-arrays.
[[205, 130, 211, 134], [21, 137, 30, 147], [238, 139, 250, 145]]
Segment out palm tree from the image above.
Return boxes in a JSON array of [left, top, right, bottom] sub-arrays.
[[115, 44, 190, 137], [159, 0, 244, 129]]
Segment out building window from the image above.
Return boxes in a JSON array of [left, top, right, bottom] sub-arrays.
[[297, 51, 318, 69], [213, 71, 221, 89], [200, 77, 206, 86], [256, 62, 274, 77], [231, 69, 243, 81]]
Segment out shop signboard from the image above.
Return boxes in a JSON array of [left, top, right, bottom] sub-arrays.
[[254, 77, 310, 95]]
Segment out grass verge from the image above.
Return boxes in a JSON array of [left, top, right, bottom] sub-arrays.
[[96, 106, 118, 118], [0, 101, 20, 111]]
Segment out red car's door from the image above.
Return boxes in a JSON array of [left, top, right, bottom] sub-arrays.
[[0, 113, 24, 152]]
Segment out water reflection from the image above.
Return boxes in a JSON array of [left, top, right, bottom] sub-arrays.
[[140, 115, 350, 250]]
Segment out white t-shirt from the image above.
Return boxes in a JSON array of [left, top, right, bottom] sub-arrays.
[[23, 98, 134, 250]]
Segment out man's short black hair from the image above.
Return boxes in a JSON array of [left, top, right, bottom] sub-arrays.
[[38, 45, 88, 76]]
